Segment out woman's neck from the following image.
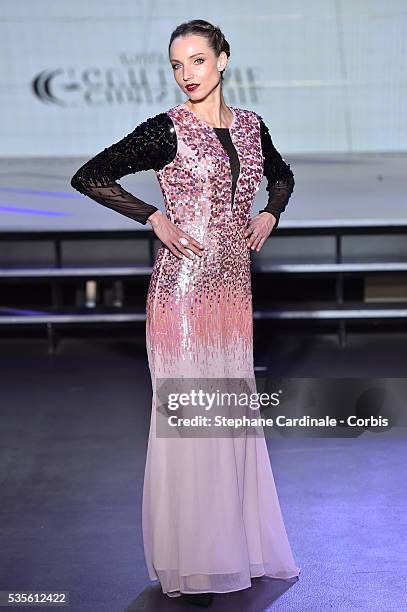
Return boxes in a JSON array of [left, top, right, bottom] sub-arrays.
[[185, 95, 233, 129]]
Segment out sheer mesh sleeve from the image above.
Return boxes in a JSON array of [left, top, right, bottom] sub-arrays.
[[70, 112, 177, 225], [257, 117, 295, 230]]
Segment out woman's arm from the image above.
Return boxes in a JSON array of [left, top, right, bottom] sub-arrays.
[[70, 113, 177, 225], [257, 118, 295, 230]]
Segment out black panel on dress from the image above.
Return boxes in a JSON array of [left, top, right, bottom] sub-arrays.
[[213, 127, 241, 210]]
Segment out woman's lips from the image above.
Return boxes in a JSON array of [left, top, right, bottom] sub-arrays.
[[186, 84, 200, 91]]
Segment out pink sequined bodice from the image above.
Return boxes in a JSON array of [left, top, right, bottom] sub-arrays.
[[156, 103, 264, 232], [148, 104, 265, 319]]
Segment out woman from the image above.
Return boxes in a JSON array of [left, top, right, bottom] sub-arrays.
[[71, 19, 300, 608]]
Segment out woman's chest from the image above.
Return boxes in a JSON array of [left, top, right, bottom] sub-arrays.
[[157, 112, 264, 201]]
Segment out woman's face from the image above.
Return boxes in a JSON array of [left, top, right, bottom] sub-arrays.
[[169, 34, 226, 100]]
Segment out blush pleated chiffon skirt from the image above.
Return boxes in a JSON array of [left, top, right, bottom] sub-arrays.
[[142, 217, 301, 597]]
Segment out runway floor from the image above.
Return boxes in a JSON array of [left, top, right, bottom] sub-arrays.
[[1, 331, 406, 611]]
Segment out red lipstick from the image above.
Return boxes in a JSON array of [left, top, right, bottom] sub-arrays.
[[186, 84, 200, 91]]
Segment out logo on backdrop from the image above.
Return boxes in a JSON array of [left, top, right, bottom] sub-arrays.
[[31, 53, 262, 106]]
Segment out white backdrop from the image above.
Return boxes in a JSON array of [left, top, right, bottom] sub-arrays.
[[1, 0, 406, 157]]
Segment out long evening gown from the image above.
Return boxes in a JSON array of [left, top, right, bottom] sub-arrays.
[[70, 102, 300, 597]]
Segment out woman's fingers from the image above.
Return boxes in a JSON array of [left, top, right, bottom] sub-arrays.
[[255, 236, 267, 252], [180, 234, 205, 257], [245, 213, 276, 251], [151, 215, 205, 259], [173, 232, 205, 259], [248, 232, 263, 251], [173, 240, 195, 259], [165, 233, 205, 260], [245, 225, 263, 249]]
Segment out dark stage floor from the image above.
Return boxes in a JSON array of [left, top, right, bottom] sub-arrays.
[[0, 332, 406, 611]]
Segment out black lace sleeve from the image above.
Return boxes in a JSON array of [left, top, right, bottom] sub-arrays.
[[70, 112, 177, 225], [257, 117, 295, 230]]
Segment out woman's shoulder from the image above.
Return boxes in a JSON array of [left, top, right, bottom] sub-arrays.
[[135, 110, 175, 133], [129, 110, 177, 150], [230, 105, 263, 124], [121, 110, 177, 169]]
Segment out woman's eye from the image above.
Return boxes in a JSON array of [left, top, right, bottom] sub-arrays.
[[171, 58, 204, 70]]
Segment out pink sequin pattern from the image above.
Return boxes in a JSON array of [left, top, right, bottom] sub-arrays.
[[146, 103, 264, 377]]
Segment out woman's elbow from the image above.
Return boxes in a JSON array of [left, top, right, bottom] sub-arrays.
[[70, 170, 88, 194]]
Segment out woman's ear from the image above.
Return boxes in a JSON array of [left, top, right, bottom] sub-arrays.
[[217, 51, 227, 73]]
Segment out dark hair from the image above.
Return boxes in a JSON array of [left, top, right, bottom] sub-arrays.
[[168, 19, 230, 82]]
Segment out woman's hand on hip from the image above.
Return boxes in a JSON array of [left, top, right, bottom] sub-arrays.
[[146, 210, 205, 259], [244, 212, 277, 252]]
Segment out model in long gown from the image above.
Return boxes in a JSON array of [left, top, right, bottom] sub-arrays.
[[70, 101, 301, 597]]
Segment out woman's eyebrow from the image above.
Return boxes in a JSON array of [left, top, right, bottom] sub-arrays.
[[170, 52, 206, 62]]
